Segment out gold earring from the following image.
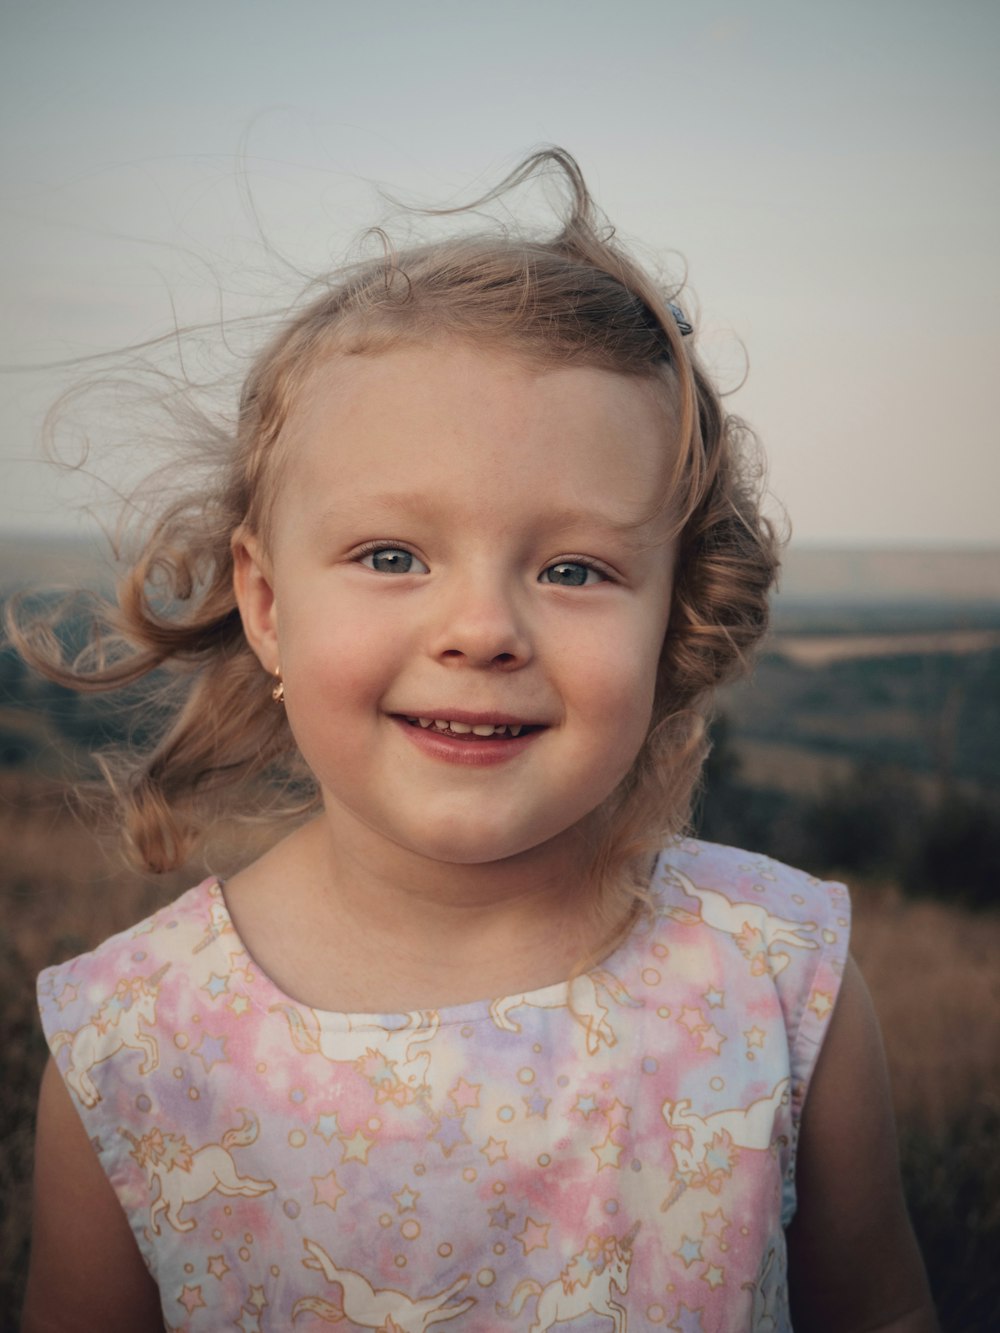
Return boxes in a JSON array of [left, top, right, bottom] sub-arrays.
[[271, 668, 285, 704]]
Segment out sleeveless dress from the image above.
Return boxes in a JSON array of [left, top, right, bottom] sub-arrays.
[[37, 838, 849, 1332]]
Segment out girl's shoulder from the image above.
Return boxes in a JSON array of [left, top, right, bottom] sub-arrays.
[[655, 836, 851, 930], [653, 838, 852, 1123], [37, 878, 221, 1035]]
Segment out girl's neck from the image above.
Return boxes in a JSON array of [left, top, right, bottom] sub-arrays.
[[225, 814, 622, 1013]]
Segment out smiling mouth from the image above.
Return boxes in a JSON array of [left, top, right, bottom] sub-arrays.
[[401, 717, 540, 739]]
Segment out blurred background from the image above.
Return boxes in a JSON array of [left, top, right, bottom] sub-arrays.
[[1, 2, 998, 1329]]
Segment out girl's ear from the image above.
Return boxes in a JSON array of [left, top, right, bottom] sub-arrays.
[[232, 529, 279, 670]]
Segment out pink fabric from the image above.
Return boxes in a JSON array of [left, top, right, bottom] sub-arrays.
[[38, 838, 849, 1331]]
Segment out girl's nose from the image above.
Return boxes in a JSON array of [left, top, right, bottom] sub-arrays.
[[429, 573, 532, 670]]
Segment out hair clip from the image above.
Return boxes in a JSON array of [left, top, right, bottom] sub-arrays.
[[667, 302, 693, 337]]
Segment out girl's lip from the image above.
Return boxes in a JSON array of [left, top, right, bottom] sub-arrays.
[[391, 715, 543, 766]]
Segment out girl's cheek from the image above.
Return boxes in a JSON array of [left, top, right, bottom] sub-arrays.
[[294, 625, 400, 697]]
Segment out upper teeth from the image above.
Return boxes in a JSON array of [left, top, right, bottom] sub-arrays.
[[411, 718, 524, 737]]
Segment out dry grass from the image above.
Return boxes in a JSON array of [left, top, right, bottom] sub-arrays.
[[1, 778, 998, 1330], [852, 884, 1000, 1129], [850, 883, 1000, 1331]]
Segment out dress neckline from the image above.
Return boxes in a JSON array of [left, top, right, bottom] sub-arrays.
[[196, 852, 666, 1028]]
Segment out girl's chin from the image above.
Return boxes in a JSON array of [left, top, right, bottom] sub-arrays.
[[394, 807, 604, 871], [400, 828, 560, 868], [313, 774, 610, 873], [321, 810, 587, 872]]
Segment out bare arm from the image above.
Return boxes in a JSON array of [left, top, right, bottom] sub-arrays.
[[21, 1058, 164, 1333], [786, 955, 938, 1333]]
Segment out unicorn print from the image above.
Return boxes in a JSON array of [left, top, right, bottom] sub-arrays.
[[661, 1076, 790, 1200], [661, 866, 818, 975], [48, 964, 169, 1108], [496, 1224, 639, 1331], [489, 969, 641, 1055], [121, 1109, 274, 1234], [293, 1239, 475, 1329], [272, 1004, 442, 1106]]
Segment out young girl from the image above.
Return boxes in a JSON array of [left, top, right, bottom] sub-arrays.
[[21, 150, 936, 1332]]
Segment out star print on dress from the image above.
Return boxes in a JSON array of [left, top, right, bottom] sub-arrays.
[[38, 841, 848, 1329]]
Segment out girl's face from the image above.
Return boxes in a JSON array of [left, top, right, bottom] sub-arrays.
[[236, 342, 677, 870]]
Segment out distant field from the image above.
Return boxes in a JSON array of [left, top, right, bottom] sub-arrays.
[[721, 639, 1000, 794], [772, 628, 1000, 668], [732, 738, 930, 799]]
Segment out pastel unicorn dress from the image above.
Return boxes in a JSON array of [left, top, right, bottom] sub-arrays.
[[38, 838, 849, 1332]]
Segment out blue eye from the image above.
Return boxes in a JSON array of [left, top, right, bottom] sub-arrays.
[[541, 561, 603, 587], [360, 548, 428, 574]]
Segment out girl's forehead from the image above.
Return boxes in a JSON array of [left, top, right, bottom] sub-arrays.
[[284, 342, 678, 475], [271, 344, 680, 540]]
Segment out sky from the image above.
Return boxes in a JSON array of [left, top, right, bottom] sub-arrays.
[[1, 0, 998, 548]]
